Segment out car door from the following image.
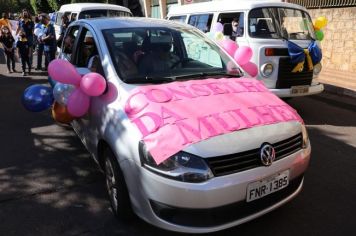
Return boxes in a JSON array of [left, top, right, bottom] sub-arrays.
[[70, 24, 106, 155]]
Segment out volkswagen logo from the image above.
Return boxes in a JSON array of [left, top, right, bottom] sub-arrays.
[[260, 144, 276, 166]]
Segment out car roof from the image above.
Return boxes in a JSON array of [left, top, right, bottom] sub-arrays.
[[59, 3, 131, 13], [168, 0, 307, 16], [77, 17, 196, 31]]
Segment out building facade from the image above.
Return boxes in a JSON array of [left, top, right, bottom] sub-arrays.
[[142, 0, 211, 18]]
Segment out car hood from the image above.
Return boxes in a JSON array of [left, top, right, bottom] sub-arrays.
[[183, 121, 302, 158]]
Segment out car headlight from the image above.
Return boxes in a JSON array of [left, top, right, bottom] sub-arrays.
[[313, 63, 322, 75], [301, 125, 309, 149], [139, 142, 213, 183], [261, 63, 274, 77]]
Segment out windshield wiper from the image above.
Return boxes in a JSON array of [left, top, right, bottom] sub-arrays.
[[174, 72, 240, 80], [124, 72, 240, 84], [123, 76, 175, 84]]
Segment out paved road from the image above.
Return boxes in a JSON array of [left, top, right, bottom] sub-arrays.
[[0, 66, 355, 236]]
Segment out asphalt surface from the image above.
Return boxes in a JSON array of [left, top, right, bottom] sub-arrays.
[[0, 62, 355, 236]]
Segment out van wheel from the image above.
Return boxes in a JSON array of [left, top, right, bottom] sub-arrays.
[[103, 148, 133, 219]]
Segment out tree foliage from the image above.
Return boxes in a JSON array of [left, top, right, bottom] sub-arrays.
[[30, 0, 53, 14]]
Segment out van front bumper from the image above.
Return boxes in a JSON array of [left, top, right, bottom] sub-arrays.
[[270, 83, 324, 98]]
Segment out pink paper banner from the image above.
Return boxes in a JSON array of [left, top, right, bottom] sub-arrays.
[[124, 78, 302, 164]]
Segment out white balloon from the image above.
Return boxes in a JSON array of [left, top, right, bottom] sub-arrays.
[[34, 28, 40, 37], [53, 83, 76, 105]]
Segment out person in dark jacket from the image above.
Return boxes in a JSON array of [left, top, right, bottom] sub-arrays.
[[0, 25, 16, 73], [16, 30, 31, 76], [39, 13, 56, 69], [16, 9, 34, 68]]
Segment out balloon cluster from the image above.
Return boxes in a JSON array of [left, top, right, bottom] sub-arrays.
[[208, 22, 258, 77], [313, 16, 328, 41], [22, 59, 106, 124]]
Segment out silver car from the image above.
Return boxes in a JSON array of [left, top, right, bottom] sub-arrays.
[[59, 17, 311, 233]]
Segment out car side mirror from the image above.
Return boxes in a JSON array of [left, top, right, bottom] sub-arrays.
[[76, 67, 91, 77]]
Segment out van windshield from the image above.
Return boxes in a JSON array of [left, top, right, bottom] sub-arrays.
[[248, 7, 315, 40], [103, 27, 242, 84], [78, 10, 131, 19]]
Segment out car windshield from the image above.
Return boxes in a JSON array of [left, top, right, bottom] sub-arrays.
[[102, 27, 242, 83], [249, 7, 315, 40]]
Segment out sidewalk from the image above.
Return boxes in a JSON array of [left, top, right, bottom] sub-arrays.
[[316, 68, 356, 98]]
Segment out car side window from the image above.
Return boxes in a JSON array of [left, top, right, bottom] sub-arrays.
[[73, 27, 104, 76], [62, 25, 79, 62]]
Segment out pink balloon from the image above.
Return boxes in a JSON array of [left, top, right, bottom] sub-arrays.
[[67, 89, 90, 117], [48, 59, 82, 86], [221, 39, 238, 57], [241, 62, 258, 77], [234, 46, 253, 66], [80, 72, 107, 97], [212, 22, 223, 33]]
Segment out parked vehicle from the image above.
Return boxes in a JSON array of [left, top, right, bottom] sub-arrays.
[[58, 17, 311, 233], [54, 3, 132, 39], [167, 0, 324, 98]]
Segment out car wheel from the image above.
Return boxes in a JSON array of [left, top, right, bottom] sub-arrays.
[[103, 148, 133, 219]]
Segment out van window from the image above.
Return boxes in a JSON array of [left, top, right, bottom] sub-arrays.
[[79, 10, 130, 19], [70, 13, 77, 22], [218, 12, 245, 39], [248, 7, 314, 40], [55, 12, 64, 26], [169, 15, 187, 23], [188, 14, 213, 33]]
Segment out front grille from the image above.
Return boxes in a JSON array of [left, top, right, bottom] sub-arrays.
[[276, 57, 313, 88], [150, 175, 304, 227], [206, 133, 303, 177]]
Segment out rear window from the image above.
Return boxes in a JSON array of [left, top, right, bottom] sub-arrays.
[[169, 15, 187, 23], [78, 10, 131, 19], [188, 14, 213, 33]]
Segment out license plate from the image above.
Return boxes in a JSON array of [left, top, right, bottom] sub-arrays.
[[246, 170, 289, 202], [291, 85, 309, 94]]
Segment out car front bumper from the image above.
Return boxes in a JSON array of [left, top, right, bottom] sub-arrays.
[[128, 143, 311, 233]]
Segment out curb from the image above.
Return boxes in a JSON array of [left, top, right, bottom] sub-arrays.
[[322, 83, 356, 99]]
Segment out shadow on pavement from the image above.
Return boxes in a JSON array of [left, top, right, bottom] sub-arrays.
[[0, 72, 177, 235], [287, 93, 356, 126]]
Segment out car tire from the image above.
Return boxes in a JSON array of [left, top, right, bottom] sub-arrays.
[[103, 148, 133, 220]]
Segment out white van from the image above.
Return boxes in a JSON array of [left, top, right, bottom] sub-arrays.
[[167, 0, 324, 98], [54, 3, 132, 39]]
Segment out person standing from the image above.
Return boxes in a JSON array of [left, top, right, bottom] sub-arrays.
[[16, 9, 34, 67], [39, 14, 56, 69], [57, 14, 69, 48], [16, 30, 31, 76], [0, 12, 12, 33], [34, 16, 45, 70], [230, 17, 243, 41], [0, 25, 16, 73]]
